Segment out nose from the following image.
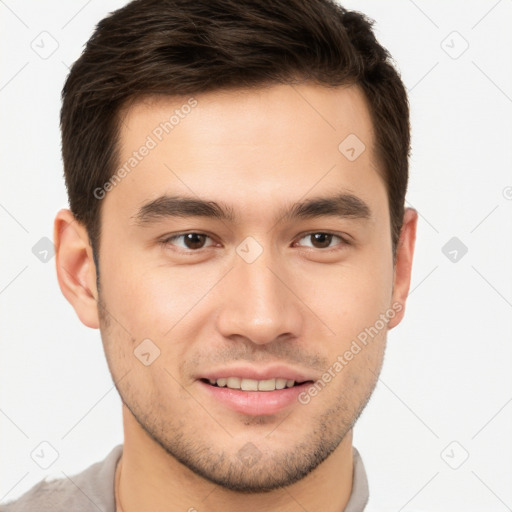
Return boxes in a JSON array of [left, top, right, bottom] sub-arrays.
[[215, 247, 304, 345]]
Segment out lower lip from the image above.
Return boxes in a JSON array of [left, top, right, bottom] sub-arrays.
[[198, 380, 311, 416]]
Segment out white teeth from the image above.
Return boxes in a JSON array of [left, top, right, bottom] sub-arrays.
[[258, 379, 276, 391], [275, 378, 287, 390], [241, 378, 259, 391], [227, 377, 241, 389], [209, 377, 298, 391]]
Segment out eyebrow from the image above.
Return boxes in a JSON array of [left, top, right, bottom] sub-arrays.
[[132, 192, 371, 226]]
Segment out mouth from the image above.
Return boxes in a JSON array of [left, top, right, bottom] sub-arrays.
[[197, 372, 315, 416], [200, 377, 311, 391]]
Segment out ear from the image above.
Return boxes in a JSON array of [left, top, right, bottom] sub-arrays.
[[388, 207, 418, 329], [54, 209, 100, 329]]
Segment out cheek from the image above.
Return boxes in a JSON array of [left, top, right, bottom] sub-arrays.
[[99, 248, 218, 338], [292, 254, 394, 345]]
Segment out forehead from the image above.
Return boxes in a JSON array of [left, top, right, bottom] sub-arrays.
[[108, 83, 384, 221]]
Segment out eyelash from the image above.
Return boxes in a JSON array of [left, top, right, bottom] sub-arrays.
[[294, 231, 350, 250], [160, 231, 350, 252]]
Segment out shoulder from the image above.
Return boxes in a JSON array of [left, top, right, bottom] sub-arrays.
[[0, 477, 82, 512], [0, 445, 123, 512]]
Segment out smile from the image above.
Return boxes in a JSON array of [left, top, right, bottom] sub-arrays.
[[202, 377, 308, 391]]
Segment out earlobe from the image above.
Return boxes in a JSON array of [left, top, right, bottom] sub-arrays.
[[54, 209, 100, 329], [388, 207, 418, 329]]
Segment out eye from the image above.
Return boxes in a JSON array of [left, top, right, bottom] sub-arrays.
[[162, 232, 216, 251], [295, 232, 347, 249]]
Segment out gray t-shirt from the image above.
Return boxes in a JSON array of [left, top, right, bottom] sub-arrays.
[[1, 445, 369, 511]]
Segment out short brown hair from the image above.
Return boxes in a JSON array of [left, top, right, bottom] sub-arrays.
[[61, 0, 409, 265]]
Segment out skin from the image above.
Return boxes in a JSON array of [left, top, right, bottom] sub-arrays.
[[54, 83, 417, 512]]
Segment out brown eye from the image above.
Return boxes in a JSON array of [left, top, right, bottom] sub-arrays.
[[163, 233, 214, 251], [183, 233, 207, 249], [310, 233, 333, 248], [295, 232, 346, 250]]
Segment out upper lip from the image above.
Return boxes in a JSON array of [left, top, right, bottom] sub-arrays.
[[198, 365, 315, 383]]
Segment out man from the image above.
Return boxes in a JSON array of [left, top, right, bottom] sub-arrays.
[[2, 0, 416, 510]]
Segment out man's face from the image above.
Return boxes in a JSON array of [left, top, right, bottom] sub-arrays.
[[96, 84, 401, 491]]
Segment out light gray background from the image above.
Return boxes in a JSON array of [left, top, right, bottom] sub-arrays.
[[1, 1, 511, 510]]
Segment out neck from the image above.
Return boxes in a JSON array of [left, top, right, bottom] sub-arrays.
[[116, 405, 354, 512]]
